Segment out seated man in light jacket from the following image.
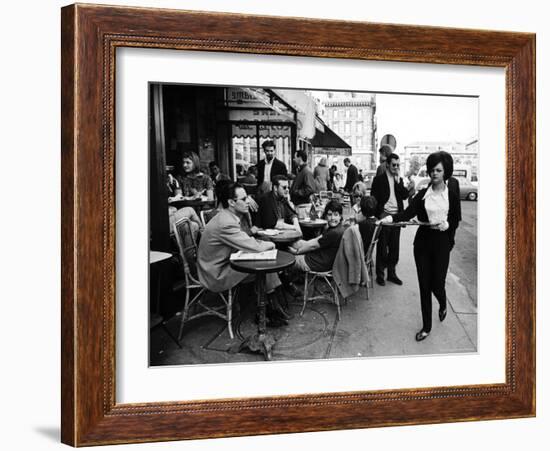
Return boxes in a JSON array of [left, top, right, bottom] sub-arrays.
[[197, 182, 287, 326]]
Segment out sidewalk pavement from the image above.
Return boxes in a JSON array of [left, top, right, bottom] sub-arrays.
[[150, 226, 477, 366]]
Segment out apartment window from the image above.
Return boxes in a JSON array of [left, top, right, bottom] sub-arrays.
[[333, 110, 338, 119], [357, 137, 363, 148], [344, 122, 351, 134], [345, 109, 350, 118], [356, 121, 363, 134], [357, 109, 363, 119]]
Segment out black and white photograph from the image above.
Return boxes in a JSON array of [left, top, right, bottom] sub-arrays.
[[149, 84, 479, 365]]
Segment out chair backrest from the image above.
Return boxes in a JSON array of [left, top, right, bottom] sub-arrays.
[[200, 208, 218, 227], [172, 218, 199, 282], [340, 193, 351, 208], [365, 224, 382, 265], [242, 183, 258, 196]]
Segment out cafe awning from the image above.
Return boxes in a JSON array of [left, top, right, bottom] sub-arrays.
[[311, 122, 352, 156]]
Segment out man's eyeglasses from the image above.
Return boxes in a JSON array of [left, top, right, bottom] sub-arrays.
[[390, 163, 400, 168]]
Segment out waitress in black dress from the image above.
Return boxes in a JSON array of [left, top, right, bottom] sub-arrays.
[[380, 151, 461, 341]]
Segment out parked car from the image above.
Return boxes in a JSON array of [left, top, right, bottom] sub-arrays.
[[457, 176, 478, 201], [414, 176, 478, 201]]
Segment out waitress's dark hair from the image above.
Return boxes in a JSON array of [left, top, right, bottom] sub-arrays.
[[426, 151, 454, 181]]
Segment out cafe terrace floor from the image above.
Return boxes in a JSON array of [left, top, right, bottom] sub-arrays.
[[150, 224, 477, 365]]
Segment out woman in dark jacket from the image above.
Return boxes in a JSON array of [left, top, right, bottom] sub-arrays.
[[380, 151, 460, 341]]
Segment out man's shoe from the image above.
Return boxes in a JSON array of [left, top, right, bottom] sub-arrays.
[[387, 274, 403, 285], [268, 293, 291, 320], [285, 282, 303, 298], [439, 307, 447, 322], [376, 276, 386, 286]]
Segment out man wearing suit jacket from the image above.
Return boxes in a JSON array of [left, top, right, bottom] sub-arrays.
[[290, 150, 317, 205], [255, 175, 301, 233], [343, 157, 359, 193], [256, 140, 288, 187], [197, 182, 288, 326], [370, 153, 410, 286]]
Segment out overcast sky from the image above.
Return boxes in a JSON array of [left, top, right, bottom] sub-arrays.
[[374, 93, 478, 153], [311, 90, 478, 153]]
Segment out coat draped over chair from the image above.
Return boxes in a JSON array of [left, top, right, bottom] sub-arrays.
[[333, 224, 368, 299]]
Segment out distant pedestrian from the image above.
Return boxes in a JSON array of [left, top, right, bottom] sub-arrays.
[[290, 150, 316, 205], [333, 172, 344, 192], [329, 164, 338, 191], [343, 158, 359, 193], [313, 157, 331, 191]]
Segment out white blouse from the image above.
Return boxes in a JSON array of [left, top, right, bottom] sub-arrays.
[[422, 184, 449, 230]]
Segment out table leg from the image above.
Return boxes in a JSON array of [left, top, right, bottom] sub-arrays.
[[238, 273, 276, 360]]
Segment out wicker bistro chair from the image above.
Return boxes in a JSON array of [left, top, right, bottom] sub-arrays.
[[200, 208, 218, 227], [172, 217, 235, 340], [364, 223, 382, 299], [300, 267, 341, 321]]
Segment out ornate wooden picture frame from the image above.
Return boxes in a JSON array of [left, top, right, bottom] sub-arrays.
[[61, 3, 535, 446]]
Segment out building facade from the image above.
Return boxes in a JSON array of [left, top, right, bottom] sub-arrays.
[[314, 91, 377, 172]]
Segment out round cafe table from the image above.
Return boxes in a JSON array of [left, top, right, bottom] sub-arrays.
[[230, 251, 295, 360], [149, 250, 181, 349], [168, 197, 215, 212], [299, 218, 327, 238], [256, 229, 302, 248]]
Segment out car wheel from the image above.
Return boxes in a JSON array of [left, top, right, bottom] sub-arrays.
[[467, 192, 477, 201]]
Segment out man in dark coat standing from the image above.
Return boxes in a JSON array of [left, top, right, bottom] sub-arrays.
[[290, 150, 316, 205], [343, 157, 359, 192], [256, 140, 288, 188], [370, 153, 410, 286]]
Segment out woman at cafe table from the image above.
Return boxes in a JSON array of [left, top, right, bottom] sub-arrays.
[[175, 151, 214, 201], [379, 151, 461, 342]]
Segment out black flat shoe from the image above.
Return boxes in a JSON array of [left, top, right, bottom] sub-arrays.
[[415, 330, 430, 342], [376, 276, 386, 286], [439, 308, 447, 322]]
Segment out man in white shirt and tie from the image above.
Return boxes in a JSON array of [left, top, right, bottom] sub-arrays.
[[370, 153, 410, 286]]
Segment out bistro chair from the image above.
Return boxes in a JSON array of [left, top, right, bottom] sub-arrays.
[[172, 217, 235, 340], [341, 193, 351, 208], [242, 183, 258, 196], [300, 269, 341, 321], [200, 208, 218, 227], [364, 223, 382, 300]]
